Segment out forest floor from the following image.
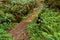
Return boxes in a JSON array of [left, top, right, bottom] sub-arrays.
[[7, 0, 43, 40]]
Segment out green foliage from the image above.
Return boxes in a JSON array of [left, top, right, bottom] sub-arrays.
[[39, 8, 60, 40], [0, 0, 36, 40], [27, 6, 60, 40], [0, 10, 15, 30], [0, 29, 6, 34], [0, 29, 13, 40], [0, 0, 36, 22], [0, 10, 16, 23], [27, 22, 41, 40], [0, 34, 13, 40], [0, 23, 14, 30], [0, 0, 36, 30], [40, 8, 60, 32]]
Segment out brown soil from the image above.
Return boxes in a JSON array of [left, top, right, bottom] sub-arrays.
[[7, 0, 43, 40]]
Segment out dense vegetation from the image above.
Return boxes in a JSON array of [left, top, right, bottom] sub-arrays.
[[0, 0, 36, 40], [44, 0, 60, 10], [27, 6, 60, 40], [1, 0, 60, 40], [0, 0, 36, 22], [27, 0, 60, 40], [0, 29, 13, 40]]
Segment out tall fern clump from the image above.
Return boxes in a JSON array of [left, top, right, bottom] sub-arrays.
[[38, 6, 60, 40], [0, 29, 13, 40]]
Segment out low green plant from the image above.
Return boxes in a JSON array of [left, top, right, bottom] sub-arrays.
[[0, 29, 13, 40]]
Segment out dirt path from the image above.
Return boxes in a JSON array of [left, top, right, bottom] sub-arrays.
[[8, 0, 43, 40]]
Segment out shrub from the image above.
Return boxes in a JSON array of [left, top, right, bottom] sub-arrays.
[[0, 29, 13, 40]]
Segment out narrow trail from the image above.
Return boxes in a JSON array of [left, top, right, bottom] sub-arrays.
[[8, 0, 43, 40]]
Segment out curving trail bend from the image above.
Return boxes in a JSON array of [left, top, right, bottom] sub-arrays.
[[7, 0, 43, 40]]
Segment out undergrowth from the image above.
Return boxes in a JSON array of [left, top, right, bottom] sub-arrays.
[[0, 0, 36, 40], [27, 5, 60, 40]]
